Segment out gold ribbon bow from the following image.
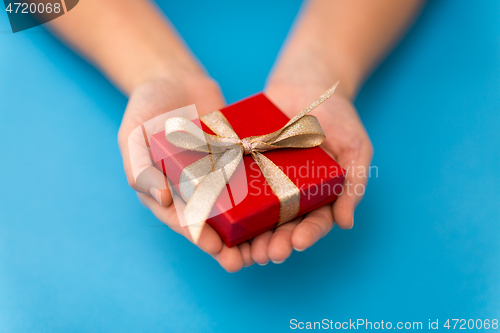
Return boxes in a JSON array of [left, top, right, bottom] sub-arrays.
[[164, 83, 338, 243]]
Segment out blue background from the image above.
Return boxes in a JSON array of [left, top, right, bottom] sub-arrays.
[[1, 0, 499, 332]]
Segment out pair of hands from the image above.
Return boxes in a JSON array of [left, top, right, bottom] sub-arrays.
[[118, 72, 373, 272]]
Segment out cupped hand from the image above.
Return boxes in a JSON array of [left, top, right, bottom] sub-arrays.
[[117, 76, 256, 272], [249, 82, 373, 265]]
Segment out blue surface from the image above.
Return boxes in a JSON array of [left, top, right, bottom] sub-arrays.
[[1, 0, 499, 332]]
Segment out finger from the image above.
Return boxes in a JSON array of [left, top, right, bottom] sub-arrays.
[[138, 192, 223, 255], [291, 205, 334, 252], [333, 141, 373, 229], [119, 98, 201, 204], [143, 190, 243, 272], [267, 218, 302, 264], [238, 241, 254, 267], [250, 230, 273, 265], [118, 122, 152, 188], [135, 166, 172, 207], [212, 244, 244, 273], [119, 121, 171, 206]]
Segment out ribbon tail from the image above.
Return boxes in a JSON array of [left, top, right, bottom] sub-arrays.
[[186, 222, 205, 245], [286, 81, 339, 125], [179, 153, 224, 201], [252, 152, 300, 224], [183, 148, 243, 244]]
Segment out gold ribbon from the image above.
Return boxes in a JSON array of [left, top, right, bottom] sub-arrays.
[[164, 83, 338, 243]]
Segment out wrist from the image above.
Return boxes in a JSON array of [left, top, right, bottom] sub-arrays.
[[267, 49, 361, 101], [126, 53, 206, 95], [126, 64, 224, 118]]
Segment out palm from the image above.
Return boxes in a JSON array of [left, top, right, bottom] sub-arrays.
[[118, 78, 254, 272], [244, 83, 374, 264]]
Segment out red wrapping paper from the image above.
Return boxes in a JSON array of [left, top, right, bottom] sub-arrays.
[[150, 93, 346, 247]]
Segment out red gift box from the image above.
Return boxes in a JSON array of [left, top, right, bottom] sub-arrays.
[[150, 93, 346, 247]]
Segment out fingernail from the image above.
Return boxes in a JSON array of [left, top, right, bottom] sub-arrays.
[[350, 216, 354, 229], [272, 259, 285, 264], [293, 246, 305, 252], [257, 262, 268, 266], [150, 187, 162, 205]]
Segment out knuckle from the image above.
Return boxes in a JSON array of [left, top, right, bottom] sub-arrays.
[[126, 175, 138, 190], [308, 219, 326, 237]]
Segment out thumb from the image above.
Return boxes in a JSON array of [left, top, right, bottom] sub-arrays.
[[135, 165, 172, 207]]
